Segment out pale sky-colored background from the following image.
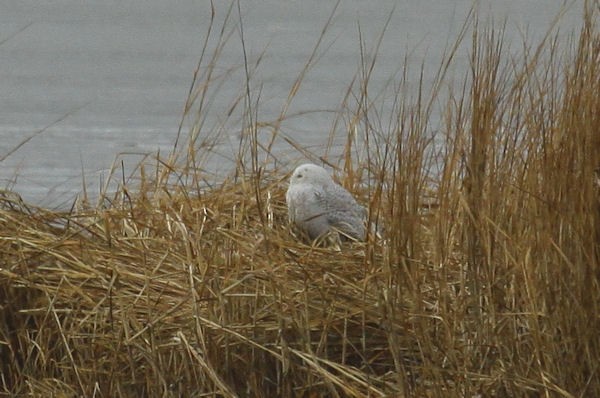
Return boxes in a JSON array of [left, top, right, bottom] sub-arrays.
[[0, 1, 583, 206]]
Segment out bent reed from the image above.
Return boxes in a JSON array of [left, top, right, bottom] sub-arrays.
[[1, 4, 600, 397]]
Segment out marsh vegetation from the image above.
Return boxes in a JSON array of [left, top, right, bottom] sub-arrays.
[[1, 3, 599, 397]]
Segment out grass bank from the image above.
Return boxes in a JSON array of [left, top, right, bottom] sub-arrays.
[[1, 3, 599, 397]]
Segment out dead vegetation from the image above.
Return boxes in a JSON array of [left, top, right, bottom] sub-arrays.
[[1, 2, 600, 397]]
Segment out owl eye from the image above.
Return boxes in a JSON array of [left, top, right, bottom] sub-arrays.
[[297, 173, 303, 178]]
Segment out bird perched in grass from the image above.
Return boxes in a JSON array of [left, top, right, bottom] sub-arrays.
[[286, 163, 367, 244]]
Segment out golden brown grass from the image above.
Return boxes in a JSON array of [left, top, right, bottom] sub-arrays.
[[1, 3, 600, 397]]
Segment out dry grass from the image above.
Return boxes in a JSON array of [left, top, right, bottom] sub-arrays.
[[1, 3, 600, 397]]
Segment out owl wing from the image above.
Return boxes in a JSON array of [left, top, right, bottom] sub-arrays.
[[319, 183, 367, 240]]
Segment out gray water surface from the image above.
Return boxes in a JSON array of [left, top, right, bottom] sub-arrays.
[[0, 1, 584, 206]]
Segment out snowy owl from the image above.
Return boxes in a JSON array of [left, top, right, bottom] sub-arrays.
[[286, 163, 367, 242]]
